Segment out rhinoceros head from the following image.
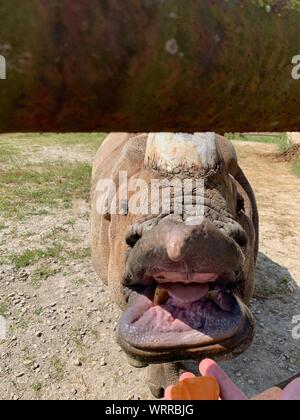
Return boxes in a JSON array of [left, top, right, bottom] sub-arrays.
[[91, 133, 258, 364]]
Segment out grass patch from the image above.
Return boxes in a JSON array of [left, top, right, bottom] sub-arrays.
[[291, 158, 300, 177], [67, 247, 91, 260], [277, 133, 292, 153], [0, 140, 20, 165], [226, 133, 281, 144], [91, 329, 100, 340], [0, 256, 8, 265], [37, 132, 106, 151], [0, 132, 104, 220], [22, 348, 36, 369], [11, 244, 63, 269], [9, 244, 91, 286], [50, 356, 65, 381], [44, 226, 69, 240], [44, 227, 83, 246], [0, 302, 8, 316], [31, 267, 59, 287], [33, 307, 43, 316], [65, 218, 76, 227], [226, 132, 296, 153], [70, 326, 87, 356], [73, 336, 86, 355], [16, 318, 29, 331], [0, 160, 92, 220], [0, 132, 106, 153], [31, 382, 42, 393]]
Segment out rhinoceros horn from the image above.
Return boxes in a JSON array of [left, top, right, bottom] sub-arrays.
[[145, 133, 238, 177], [144, 132, 220, 174]]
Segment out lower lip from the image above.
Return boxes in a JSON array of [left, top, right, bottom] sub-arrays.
[[118, 291, 244, 352]]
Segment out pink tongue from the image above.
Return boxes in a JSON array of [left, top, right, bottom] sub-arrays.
[[162, 283, 209, 305]]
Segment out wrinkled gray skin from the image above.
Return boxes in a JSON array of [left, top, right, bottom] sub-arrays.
[[91, 133, 259, 397]]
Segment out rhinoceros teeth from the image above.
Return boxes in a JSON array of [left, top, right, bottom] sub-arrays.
[[153, 287, 169, 306], [207, 288, 234, 312], [207, 290, 219, 301]]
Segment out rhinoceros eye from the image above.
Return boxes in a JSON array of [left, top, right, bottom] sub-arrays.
[[126, 232, 141, 248], [236, 193, 245, 213]]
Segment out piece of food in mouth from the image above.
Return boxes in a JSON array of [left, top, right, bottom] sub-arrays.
[[171, 376, 220, 400]]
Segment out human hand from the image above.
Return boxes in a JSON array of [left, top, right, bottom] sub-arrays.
[[165, 359, 300, 400]]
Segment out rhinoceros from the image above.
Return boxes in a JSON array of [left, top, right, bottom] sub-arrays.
[[91, 132, 258, 397]]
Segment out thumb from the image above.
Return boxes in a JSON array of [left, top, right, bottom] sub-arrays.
[[199, 359, 247, 401]]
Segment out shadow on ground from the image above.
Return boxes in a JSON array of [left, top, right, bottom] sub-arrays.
[[182, 252, 300, 397], [255, 252, 298, 300]]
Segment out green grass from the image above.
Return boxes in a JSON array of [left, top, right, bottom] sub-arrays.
[[22, 347, 36, 369], [31, 382, 42, 393], [0, 161, 92, 219], [45, 226, 69, 240], [277, 133, 293, 153], [0, 142, 19, 164], [31, 267, 59, 287], [292, 158, 300, 176], [9, 243, 91, 287], [226, 133, 281, 144], [16, 318, 29, 331], [0, 132, 106, 219], [11, 244, 63, 269], [277, 134, 300, 177], [73, 336, 86, 355], [0, 132, 106, 153], [226, 132, 294, 150], [0, 302, 8, 316], [0, 133, 106, 170], [33, 307, 43, 316], [65, 218, 76, 227], [50, 356, 65, 381], [67, 247, 91, 260]]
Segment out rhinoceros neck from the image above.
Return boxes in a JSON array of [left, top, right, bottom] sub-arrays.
[[144, 132, 219, 175]]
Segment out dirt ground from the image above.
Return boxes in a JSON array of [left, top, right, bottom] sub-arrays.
[[0, 137, 299, 400]]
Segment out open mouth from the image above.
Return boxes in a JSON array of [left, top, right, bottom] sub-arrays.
[[118, 270, 254, 360], [117, 219, 255, 363]]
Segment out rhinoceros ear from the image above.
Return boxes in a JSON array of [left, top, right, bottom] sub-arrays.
[[215, 134, 238, 177], [144, 132, 220, 174]]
